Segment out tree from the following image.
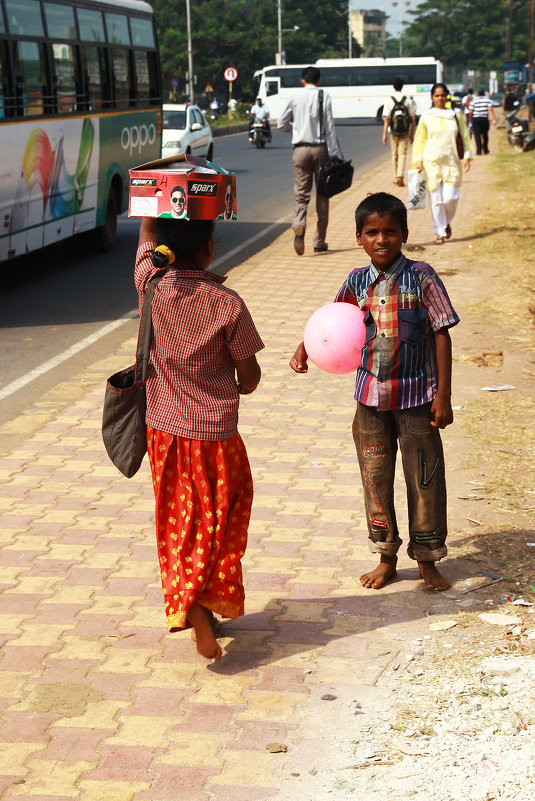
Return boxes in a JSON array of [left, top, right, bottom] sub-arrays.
[[151, 0, 352, 103]]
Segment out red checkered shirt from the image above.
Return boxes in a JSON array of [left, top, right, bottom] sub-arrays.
[[135, 242, 264, 440]]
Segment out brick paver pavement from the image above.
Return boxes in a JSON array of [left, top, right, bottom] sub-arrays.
[[0, 147, 487, 800]]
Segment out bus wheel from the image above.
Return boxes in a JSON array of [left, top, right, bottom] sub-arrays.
[[95, 189, 117, 253]]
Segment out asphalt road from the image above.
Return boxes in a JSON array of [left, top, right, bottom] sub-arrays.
[[0, 122, 384, 429]]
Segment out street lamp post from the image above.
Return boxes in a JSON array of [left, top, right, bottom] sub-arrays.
[[276, 0, 299, 64], [392, 0, 410, 58], [186, 0, 194, 103]]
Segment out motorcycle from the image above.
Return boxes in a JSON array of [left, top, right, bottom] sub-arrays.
[[505, 102, 530, 151], [249, 116, 270, 148]]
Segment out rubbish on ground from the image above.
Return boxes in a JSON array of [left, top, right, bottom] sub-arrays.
[[512, 597, 534, 606], [458, 493, 486, 500], [456, 575, 503, 594], [265, 742, 288, 753], [478, 612, 521, 626], [480, 384, 516, 391], [321, 693, 337, 701]]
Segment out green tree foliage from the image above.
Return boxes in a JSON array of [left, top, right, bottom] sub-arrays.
[[151, 0, 355, 103], [404, 0, 530, 74]]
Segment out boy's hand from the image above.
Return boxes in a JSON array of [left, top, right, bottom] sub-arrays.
[[430, 396, 453, 429], [290, 342, 308, 373]]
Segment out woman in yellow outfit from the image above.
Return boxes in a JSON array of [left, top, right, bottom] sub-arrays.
[[412, 83, 473, 244]]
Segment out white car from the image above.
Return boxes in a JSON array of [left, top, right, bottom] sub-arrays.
[[161, 104, 214, 160]]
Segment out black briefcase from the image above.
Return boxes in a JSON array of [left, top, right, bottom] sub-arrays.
[[317, 156, 354, 198]]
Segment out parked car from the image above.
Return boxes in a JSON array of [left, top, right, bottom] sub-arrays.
[[161, 104, 214, 160]]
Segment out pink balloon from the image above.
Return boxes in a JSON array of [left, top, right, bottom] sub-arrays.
[[304, 302, 366, 374]]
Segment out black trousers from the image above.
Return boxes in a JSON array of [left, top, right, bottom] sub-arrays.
[[472, 117, 489, 154]]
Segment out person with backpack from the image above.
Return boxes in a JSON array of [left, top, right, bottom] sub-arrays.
[[382, 77, 416, 187]]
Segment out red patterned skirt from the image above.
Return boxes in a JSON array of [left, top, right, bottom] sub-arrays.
[[147, 427, 253, 631]]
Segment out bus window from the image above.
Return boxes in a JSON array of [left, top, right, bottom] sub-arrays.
[[13, 40, 47, 116], [81, 45, 109, 110], [77, 8, 105, 42], [130, 17, 155, 48], [51, 43, 76, 112], [105, 13, 130, 45], [110, 48, 132, 108], [266, 80, 279, 96], [134, 51, 159, 106], [5, 0, 44, 36], [44, 2, 76, 40]]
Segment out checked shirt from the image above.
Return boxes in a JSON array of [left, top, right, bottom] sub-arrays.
[[335, 254, 459, 411]]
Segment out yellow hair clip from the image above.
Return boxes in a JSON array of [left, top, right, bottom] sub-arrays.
[[154, 244, 175, 264]]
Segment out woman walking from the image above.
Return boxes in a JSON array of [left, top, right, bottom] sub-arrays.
[[412, 83, 473, 244]]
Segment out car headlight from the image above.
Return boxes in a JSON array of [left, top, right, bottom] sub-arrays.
[[163, 140, 182, 150]]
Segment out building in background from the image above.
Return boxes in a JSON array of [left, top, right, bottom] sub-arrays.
[[351, 9, 387, 50]]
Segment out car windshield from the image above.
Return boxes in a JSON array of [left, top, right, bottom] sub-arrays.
[[163, 111, 186, 130]]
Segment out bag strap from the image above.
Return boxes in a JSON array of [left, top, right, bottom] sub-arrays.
[[318, 88, 324, 142], [134, 270, 166, 385]]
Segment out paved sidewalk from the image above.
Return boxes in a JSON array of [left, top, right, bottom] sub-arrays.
[[0, 151, 484, 801]]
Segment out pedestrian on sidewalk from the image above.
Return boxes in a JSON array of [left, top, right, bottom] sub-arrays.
[[290, 192, 459, 592], [135, 218, 264, 660], [468, 88, 497, 155], [382, 77, 416, 187], [412, 83, 473, 245], [277, 65, 341, 256]]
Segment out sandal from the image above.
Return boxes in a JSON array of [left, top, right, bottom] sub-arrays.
[[434, 236, 445, 245]]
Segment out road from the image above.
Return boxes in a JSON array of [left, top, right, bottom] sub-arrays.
[[0, 122, 384, 431]]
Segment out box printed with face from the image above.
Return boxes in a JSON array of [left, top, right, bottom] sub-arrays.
[[128, 154, 237, 221]]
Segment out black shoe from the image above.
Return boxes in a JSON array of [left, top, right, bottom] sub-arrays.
[[294, 226, 305, 256], [313, 243, 328, 252]]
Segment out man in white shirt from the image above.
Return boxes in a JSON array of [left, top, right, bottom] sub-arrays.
[[382, 77, 416, 187], [278, 66, 341, 255], [249, 97, 271, 141]]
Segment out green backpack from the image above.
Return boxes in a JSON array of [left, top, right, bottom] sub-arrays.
[[390, 96, 410, 136]]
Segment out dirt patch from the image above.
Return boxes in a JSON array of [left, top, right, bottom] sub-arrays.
[[27, 682, 105, 717]]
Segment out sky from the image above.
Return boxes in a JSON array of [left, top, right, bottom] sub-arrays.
[[351, 0, 423, 38]]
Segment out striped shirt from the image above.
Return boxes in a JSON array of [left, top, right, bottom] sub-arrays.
[[469, 96, 493, 118], [135, 242, 264, 440], [335, 254, 459, 410]]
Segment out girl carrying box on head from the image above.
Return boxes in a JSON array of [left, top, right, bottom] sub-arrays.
[[135, 217, 264, 661]]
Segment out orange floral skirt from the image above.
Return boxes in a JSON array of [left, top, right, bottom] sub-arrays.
[[147, 427, 253, 631]]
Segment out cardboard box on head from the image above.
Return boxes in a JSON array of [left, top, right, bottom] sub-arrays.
[[129, 153, 237, 221]]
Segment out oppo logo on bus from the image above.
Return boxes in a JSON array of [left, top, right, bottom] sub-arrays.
[[121, 123, 157, 155]]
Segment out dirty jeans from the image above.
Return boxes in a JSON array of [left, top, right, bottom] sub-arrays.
[[389, 133, 409, 180], [292, 143, 329, 248], [352, 402, 448, 562]]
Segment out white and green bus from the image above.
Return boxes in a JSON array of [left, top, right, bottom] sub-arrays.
[[0, 0, 162, 261]]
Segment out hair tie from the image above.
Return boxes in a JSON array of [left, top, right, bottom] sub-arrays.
[[154, 244, 175, 265]]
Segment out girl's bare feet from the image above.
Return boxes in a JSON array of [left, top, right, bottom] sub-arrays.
[[187, 604, 222, 661], [418, 561, 451, 591], [360, 555, 397, 589]]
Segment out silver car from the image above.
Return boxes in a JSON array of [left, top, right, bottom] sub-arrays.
[[161, 104, 214, 160]]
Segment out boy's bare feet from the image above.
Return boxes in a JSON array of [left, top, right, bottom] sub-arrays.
[[187, 604, 222, 661], [360, 555, 397, 589], [418, 561, 451, 591]]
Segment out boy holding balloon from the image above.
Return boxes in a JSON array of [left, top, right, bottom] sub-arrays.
[[290, 192, 459, 592]]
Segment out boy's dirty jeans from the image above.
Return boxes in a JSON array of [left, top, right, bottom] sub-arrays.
[[352, 402, 448, 563]]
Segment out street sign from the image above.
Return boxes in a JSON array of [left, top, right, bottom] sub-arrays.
[[224, 67, 238, 82], [204, 82, 214, 94], [171, 77, 179, 88]]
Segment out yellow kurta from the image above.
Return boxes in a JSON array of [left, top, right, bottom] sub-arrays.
[[412, 108, 473, 191]]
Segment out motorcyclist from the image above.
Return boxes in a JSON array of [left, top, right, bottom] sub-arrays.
[[249, 97, 271, 142]]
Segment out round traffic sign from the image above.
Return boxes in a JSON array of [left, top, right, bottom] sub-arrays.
[[224, 67, 238, 82]]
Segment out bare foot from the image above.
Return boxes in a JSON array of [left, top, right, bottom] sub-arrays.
[[360, 555, 397, 589], [418, 561, 451, 591], [190, 610, 216, 642], [187, 604, 222, 661]]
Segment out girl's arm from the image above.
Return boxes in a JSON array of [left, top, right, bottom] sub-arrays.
[[139, 217, 157, 246], [431, 327, 453, 429], [235, 355, 261, 394], [289, 341, 308, 373]]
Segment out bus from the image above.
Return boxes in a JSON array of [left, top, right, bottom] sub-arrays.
[[0, 0, 162, 262], [254, 57, 443, 122]]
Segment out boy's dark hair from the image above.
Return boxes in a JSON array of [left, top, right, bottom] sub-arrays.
[[355, 192, 407, 234], [153, 219, 215, 269], [302, 66, 320, 84], [393, 76, 404, 92]]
